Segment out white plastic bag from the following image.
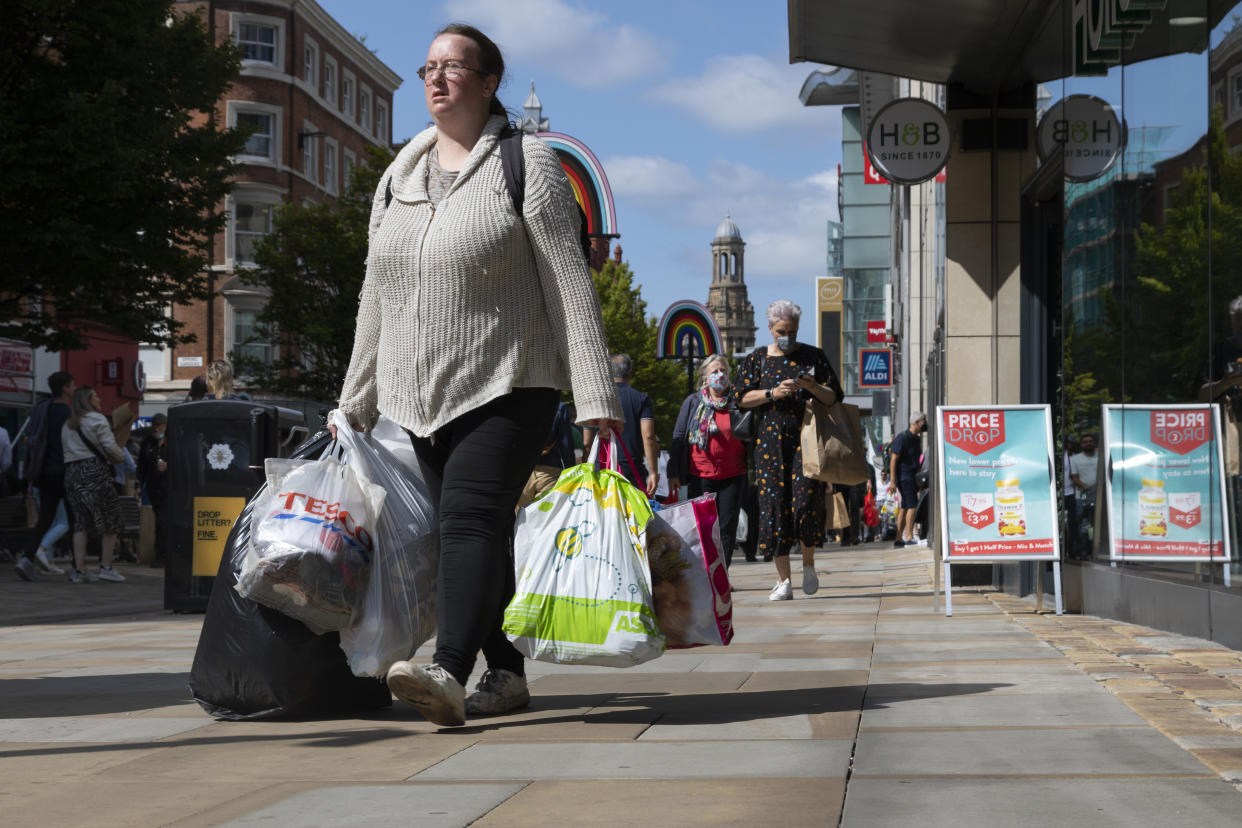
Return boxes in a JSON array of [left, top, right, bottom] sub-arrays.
[[330, 411, 439, 677], [736, 508, 749, 543], [504, 436, 664, 666], [238, 456, 385, 634], [646, 495, 734, 648]]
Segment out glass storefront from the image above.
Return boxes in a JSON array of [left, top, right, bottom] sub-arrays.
[[1045, 4, 1242, 607]]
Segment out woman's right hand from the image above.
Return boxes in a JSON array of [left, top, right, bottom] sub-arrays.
[[327, 422, 366, 440]]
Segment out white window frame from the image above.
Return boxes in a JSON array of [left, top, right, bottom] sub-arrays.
[[323, 55, 337, 106], [1214, 80, 1226, 115], [359, 83, 372, 132], [303, 35, 318, 87], [1230, 66, 1242, 124], [221, 276, 276, 372], [341, 70, 355, 118], [323, 137, 338, 195], [375, 99, 388, 144], [226, 101, 283, 167], [343, 148, 357, 191], [227, 189, 281, 268], [230, 13, 284, 69], [302, 120, 318, 182]]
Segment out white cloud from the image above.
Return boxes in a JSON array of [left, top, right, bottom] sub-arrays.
[[647, 54, 836, 133], [601, 155, 697, 200], [442, 0, 666, 87]]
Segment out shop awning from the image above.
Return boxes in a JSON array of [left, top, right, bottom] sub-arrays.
[[788, 0, 1225, 92]]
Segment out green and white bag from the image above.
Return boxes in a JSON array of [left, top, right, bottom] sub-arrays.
[[503, 435, 665, 667]]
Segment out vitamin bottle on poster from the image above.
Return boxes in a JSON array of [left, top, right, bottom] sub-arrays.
[[994, 477, 1027, 537], [1138, 477, 1168, 537]]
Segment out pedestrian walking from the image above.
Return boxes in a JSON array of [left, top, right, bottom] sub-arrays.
[[61, 387, 126, 583], [736, 300, 844, 600], [890, 411, 928, 547], [205, 361, 250, 401], [668, 354, 749, 566], [582, 354, 660, 496], [15, 371, 75, 581], [334, 23, 620, 728]]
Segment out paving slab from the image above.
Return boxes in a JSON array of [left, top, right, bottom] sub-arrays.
[[841, 778, 1242, 827], [218, 783, 527, 828], [0, 716, 210, 742], [414, 740, 853, 780], [861, 691, 1146, 728]]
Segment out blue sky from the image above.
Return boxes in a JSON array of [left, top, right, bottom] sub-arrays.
[[318, 0, 843, 334]]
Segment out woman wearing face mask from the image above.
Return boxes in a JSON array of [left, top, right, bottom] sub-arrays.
[[736, 300, 843, 600], [335, 24, 620, 727], [668, 355, 749, 566]]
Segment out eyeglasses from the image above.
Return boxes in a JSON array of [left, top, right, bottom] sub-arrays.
[[417, 61, 485, 83]]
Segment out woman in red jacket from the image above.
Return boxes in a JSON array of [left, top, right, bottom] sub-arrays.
[[668, 355, 749, 567]]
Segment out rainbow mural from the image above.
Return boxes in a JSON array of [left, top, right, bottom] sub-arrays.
[[536, 132, 618, 238], [656, 300, 724, 359]]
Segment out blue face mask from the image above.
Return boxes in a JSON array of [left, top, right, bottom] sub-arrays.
[[707, 371, 729, 392], [776, 335, 796, 353]]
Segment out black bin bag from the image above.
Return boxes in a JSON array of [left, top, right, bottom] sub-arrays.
[[188, 430, 392, 720]]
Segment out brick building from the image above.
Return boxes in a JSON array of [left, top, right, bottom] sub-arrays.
[[141, 0, 402, 405]]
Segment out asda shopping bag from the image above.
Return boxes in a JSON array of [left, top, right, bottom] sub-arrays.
[[646, 494, 734, 648], [504, 436, 664, 666], [188, 429, 392, 721], [331, 411, 439, 677], [236, 455, 385, 634]]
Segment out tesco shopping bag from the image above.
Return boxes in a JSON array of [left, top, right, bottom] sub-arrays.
[[237, 455, 385, 634], [645, 494, 734, 648], [503, 435, 664, 666], [331, 411, 439, 677]]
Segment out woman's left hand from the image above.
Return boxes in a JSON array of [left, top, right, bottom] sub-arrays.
[[794, 374, 818, 390]]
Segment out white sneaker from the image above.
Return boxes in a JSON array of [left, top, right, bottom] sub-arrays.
[[35, 547, 64, 575], [802, 566, 819, 595], [768, 579, 793, 601], [15, 557, 38, 581], [95, 566, 125, 583], [465, 668, 531, 716], [385, 662, 465, 727]]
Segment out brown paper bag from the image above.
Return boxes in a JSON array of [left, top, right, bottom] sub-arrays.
[[139, 504, 157, 564], [824, 491, 850, 529], [802, 398, 870, 485]]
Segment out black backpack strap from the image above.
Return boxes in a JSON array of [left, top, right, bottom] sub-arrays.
[[499, 125, 525, 218], [384, 176, 393, 209]]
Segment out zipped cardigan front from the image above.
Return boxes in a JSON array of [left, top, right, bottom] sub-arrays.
[[338, 115, 621, 436]]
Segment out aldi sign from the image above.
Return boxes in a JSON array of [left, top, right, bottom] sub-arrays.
[[859, 348, 891, 388]]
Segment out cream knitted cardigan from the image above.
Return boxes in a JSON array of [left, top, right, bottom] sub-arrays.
[[339, 116, 621, 436]]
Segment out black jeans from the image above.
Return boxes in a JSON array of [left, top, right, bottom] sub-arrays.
[[23, 474, 73, 561], [688, 473, 747, 567], [408, 387, 558, 688]]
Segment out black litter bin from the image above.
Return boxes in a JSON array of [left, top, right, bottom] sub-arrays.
[[164, 400, 310, 612]]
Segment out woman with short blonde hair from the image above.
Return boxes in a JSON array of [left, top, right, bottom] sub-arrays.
[[61, 387, 126, 583]]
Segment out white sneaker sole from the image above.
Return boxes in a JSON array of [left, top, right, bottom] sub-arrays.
[[386, 664, 465, 727]]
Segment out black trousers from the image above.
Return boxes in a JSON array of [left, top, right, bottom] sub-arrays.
[[23, 474, 74, 561], [408, 387, 558, 688], [688, 473, 747, 567]]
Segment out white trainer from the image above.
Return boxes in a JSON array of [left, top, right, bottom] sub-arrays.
[[35, 547, 65, 575], [385, 662, 465, 727], [802, 566, 819, 595], [768, 579, 793, 601], [465, 668, 531, 716], [95, 566, 125, 583]]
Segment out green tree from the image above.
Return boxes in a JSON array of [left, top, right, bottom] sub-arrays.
[[592, 259, 685, 445], [0, 0, 245, 351], [233, 145, 394, 401]]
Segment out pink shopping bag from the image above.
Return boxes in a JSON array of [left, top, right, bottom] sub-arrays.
[[645, 493, 734, 648]]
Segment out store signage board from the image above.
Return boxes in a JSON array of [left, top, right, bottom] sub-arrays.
[[1102, 404, 1231, 563], [865, 99, 951, 185], [859, 349, 891, 387], [1073, 0, 1162, 77], [866, 320, 887, 343], [1036, 95, 1125, 182], [936, 405, 1062, 616], [936, 405, 1060, 562]]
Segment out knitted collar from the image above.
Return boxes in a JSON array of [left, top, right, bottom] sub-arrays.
[[387, 114, 509, 203]]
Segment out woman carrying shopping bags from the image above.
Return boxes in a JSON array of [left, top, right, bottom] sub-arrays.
[[668, 354, 749, 567], [61, 387, 127, 583], [334, 24, 620, 727]]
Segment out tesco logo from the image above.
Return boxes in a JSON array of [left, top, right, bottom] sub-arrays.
[[945, 410, 1005, 455], [1151, 410, 1208, 455]]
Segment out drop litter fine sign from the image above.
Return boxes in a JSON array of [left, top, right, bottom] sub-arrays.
[[1102, 405, 1230, 562], [936, 406, 1059, 561]]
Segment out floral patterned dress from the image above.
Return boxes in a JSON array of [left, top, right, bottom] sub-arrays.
[[736, 344, 844, 557]]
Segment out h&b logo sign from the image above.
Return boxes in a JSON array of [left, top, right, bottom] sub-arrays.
[[859, 348, 891, 388]]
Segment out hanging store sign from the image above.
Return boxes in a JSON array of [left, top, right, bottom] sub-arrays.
[[866, 320, 888, 343], [1101, 404, 1230, 562], [1073, 0, 1166, 77], [1036, 95, 1125, 182], [859, 349, 892, 388], [866, 98, 950, 185], [936, 405, 1060, 561]]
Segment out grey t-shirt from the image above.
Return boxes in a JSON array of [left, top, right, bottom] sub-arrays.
[[425, 146, 458, 206]]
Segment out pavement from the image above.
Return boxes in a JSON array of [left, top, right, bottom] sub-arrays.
[[5, 545, 1242, 827]]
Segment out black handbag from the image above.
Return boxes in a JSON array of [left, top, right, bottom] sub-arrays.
[[730, 404, 756, 442]]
